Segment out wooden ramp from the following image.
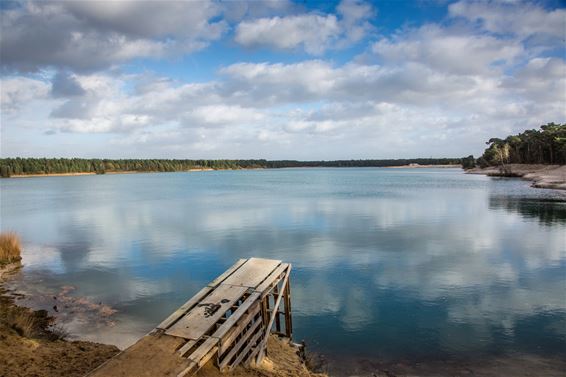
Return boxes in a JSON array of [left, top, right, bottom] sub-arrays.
[[88, 258, 293, 377]]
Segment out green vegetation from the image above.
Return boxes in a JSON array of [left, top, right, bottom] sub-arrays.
[[478, 123, 566, 168], [0, 232, 22, 265], [0, 158, 464, 177]]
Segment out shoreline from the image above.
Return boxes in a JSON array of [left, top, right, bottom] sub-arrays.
[[466, 164, 566, 190], [4, 165, 462, 179], [7, 168, 216, 178]]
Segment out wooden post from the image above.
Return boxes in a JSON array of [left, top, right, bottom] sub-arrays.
[[283, 276, 292, 338]]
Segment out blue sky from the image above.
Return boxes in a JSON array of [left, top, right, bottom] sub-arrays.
[[1, 0, 565, 159]]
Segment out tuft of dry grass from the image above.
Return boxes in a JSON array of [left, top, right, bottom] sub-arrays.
[[0, 232, 22, 265]]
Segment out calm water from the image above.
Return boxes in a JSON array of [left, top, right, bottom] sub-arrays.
[[1, 168, 565, 373]]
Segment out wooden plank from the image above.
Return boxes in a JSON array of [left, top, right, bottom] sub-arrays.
[[177, 338, 218, 377], [243, 341, 262, 366], [157, 286, 213, 330], [273, 285, 281, 333], [256, 265, 291, 363], [228, 329, 263, 371], [222, 257, 281, 288], [176, 360, 198, 377], [284, 278, 292, 338], [211, 291, 262, 341], [219, 302, 261, 354], [186, 337, 218, 366], [218, 317, 262, 370], [166, 285, 248, 340], [255, 263, 289, 296], [177, 340, 197, 357], [207, 258, 248, 288]]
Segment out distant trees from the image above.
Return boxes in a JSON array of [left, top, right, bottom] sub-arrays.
[[461, 155, 475, 169], [0, 158, 466, 177], [477, 123, 566, 168]]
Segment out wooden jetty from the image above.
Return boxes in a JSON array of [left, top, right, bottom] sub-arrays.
[[89, 257, 292, 376]]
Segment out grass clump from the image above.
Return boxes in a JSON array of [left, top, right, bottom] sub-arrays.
[[0, 232, 22, 265]]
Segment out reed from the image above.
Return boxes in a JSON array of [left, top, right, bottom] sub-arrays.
[[0, 232, 22, 265]]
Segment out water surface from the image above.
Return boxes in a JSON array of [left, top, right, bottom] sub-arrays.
[[1, 168, 565, 374]]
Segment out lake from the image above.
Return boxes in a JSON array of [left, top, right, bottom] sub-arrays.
[[1, 168, 565, 375]]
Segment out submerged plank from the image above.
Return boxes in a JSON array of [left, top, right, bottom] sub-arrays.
[[222, 257, 281, 288]]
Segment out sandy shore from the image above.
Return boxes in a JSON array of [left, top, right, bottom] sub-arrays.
[[385, 164, 462, 168], [467, 164, 566, 190]]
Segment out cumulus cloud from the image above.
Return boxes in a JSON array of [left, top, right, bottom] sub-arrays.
[[51, 71, 86, 98], [372, 24, 524, 75], [235, 0, 373, 54], [449, 0, 566, 40], [0, 76, 50, 110], [0, 0, 226, 72]]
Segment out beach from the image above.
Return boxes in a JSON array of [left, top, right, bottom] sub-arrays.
[[466, 164, 566, 190]]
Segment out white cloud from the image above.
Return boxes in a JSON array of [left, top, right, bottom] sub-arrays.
[[449, 0, 566, 40], [234, 0, 373, 54], [0, 1, 226, 72], [372, 24, 524, 75], [0, 76, 50, 110]]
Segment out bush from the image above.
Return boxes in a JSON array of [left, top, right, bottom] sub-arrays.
[[0, 232, 22, 265]]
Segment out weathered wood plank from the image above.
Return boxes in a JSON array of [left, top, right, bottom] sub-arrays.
[[177, 340, 197, 357], [255, 263, 289, 297], [222, 258, 281, 288], [228, 329, 263, 371], [207, 258, 247, 288], [218, 317, 262, 370], [256, 265, 291, 363], [157, 286, 213, 330], [219, 302, 261, 355], [186, 337, 219, 366], [210, 291, 261, 341], [166, 285, 248, 340]]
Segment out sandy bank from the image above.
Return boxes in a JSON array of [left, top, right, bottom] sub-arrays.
[[384, 164, 461, 169], [0, 262, 120, 377], [467, 164, 566, 190]]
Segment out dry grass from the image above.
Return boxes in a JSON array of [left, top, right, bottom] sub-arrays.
[[0, 232, 22, 265]]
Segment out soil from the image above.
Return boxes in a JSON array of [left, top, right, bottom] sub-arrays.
[[467, 164, 566, 190], [0, 262, 120, 377]]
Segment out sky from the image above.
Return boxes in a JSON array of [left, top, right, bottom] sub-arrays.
[[0, 0, 565, 160]]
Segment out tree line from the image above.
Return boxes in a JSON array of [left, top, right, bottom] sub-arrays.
[[0, 158, 464, 178], [477, 123, 566, 168]]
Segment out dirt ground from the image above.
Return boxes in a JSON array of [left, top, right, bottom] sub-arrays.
[[467, 164, 566, 190], [0, 263, 120, 377]]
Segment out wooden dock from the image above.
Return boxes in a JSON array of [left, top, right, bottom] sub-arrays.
[[89, 258, 292, 376]]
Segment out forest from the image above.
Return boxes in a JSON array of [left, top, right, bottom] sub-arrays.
[[0, 158, 463, 177], [477, 123, 566, 167]]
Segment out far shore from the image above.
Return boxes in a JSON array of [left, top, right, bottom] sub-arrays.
[[5, 165, 463, 179], [7, 168, 216, 178], [383, 164, 461, 168], [466, 164, 566, 190]]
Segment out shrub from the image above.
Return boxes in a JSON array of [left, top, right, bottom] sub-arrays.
[[0, 232, 22, 265]]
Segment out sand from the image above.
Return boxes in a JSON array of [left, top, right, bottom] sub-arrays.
[[0, 262, 120, 377], [467, 164, 566, 190]]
